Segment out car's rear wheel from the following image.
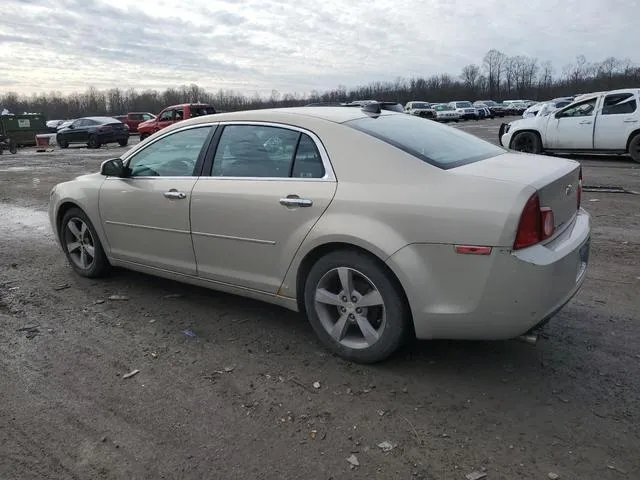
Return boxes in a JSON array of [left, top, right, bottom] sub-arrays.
[[58, 137, 69, 149], [88, 135, 100, 149], [60, 207, 110, 278], [304, 250, 409, 363], [628, 134, 640, 163], [511, 131, 542, 154], [118, 139, 128, 147], [9, 143, 17, 154]]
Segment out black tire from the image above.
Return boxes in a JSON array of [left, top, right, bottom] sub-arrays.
[[59, 207, 110, 278], [9, 144, 17, 154], [511, 131, 542, 154], [58, 137, 69, 149], [303, 250, 409, 363], [88, 135, 100, 149], [454, 119, 459, 123], [628, 134, 640, 164], [118, 139, 128, 147], [140, 133, 150, 141]]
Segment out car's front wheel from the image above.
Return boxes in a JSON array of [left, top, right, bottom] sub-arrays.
[[118, 139, 128, 147], [58, 137, 69, 149], [628, 134, 640, 164], [511, 131, 542, 154], [304, 250, 409, 363], [60, 207, 110, 278], [139, 133, 150, 141]]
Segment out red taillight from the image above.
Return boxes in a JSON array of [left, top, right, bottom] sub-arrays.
[[513, 193, 555, 250], [577, 166, 582, 209]]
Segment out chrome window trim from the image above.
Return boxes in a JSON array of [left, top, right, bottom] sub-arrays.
[[208, 121, 337, 182]]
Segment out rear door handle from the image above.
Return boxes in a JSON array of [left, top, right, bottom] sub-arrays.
[[623, 119, 638, 123], [579, 120, 593, 124], [163, 189, 187, 200], [280, 195, 313, 207]]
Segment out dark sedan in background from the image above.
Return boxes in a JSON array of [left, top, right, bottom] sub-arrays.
[[56, 117, 129, 149]]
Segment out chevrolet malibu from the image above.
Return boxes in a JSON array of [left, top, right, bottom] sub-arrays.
[[49, 105, 591, 363]]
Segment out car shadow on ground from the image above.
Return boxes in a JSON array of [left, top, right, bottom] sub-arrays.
[[102, 268, 550, 382]]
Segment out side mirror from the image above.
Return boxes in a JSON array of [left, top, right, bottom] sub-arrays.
[[101, 158, 128, 177], [68, 124, 74, 129]]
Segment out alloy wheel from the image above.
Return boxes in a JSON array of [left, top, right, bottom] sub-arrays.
[[314, 267, 386, 349], [64, 217, 96, 270]]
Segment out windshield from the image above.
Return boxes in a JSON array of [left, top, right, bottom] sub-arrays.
[[346, 113, 505, 169], [434, 105, 453, 111], [483, 101, 497, 106], [455, 102, 473, 108], [411, 103, 430, 109]]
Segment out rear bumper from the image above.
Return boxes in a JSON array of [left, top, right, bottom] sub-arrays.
[[386, 209, 591, 340]]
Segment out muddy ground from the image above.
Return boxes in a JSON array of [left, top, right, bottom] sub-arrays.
[[1, 119, 639, 479]]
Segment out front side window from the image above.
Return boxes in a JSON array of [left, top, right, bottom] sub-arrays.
[[159, 110, 174, 122], [143, 113, 155, 121], [602, 93, 637, 115], [211, 125, 325, 178], [346, 113, 505, 169], [175, 109, 185, 121], [559, 98, 597, 117], [127, 126, 212, 177]]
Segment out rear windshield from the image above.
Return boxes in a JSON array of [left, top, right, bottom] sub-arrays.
[[191, 106, 216, 117], [412, 103, 429, 109], [346, 113, 505, 169]]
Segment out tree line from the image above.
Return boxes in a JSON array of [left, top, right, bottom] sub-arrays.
[[1, 49, 639, 120]]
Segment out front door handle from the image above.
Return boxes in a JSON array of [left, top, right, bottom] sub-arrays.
[[579, 120, 593, 124], [280, 195, 313, 208], [164, 189, 187, 200], [623, 119, 638, 123]]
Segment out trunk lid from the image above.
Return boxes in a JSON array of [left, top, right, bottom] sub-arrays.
[[452, 152, 581, 234]]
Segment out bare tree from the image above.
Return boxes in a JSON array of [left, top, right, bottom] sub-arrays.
[[482, 49, 506, 99], [460, 64, 481, 93]]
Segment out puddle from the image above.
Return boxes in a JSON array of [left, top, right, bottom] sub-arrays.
[[0, 203, 53, 241]]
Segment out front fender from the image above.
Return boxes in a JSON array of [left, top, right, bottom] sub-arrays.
[[500, 117, 545, 148], [49, 174, 110, 254]]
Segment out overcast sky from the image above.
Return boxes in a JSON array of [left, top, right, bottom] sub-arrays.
[[1, 0, 638, 96]]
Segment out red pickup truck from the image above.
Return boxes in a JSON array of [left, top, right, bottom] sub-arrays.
[[137, 103, 216, 140], [113, 112, 156, 134]]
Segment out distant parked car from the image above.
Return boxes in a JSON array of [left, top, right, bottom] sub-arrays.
[[431, 104, 459, 122], [113, 112, 156, 134], [476, 100, 506, 117], [137, 103, 216, 140], [505, 103, 528, 115], [56, 117, 129, 149], [404, 101, 436, 119], [473, 103, 494, 119], [522, 98, 573, 118], [345, 100, 405, 113], [46, 120, 66, 132], [449, 101, 478, 120]]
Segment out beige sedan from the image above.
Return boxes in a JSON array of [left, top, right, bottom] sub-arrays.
[[49, 104, 591, 363]]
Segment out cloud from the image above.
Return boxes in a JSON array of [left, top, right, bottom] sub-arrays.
[[0, 0, 638, 96]]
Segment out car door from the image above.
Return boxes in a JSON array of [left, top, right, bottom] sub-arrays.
[[99, 124, 215, 275], [68, 119, 86, 143], [545, 97, 598, 149], [593, 93, 639, 150], [190, 123, 337, 293], [156, 109, 175, 131]]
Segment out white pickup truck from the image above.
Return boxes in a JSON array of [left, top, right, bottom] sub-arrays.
[[499, 88, 640, 163]]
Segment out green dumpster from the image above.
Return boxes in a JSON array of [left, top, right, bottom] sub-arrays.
[[0, 114, 49, 146]]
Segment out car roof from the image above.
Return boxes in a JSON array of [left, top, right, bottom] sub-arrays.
[[174, 106, 399, 128], [83, 116, 121, 123], [165, 103, 214, 109]]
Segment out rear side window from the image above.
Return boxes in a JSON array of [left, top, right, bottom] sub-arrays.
[[191, 106, 216, 117], [346, 113, 505, 169], [602, 94, 637, 115]]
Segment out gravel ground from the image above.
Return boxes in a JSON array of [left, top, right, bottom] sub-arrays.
[[1, 119, 639, 479]]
